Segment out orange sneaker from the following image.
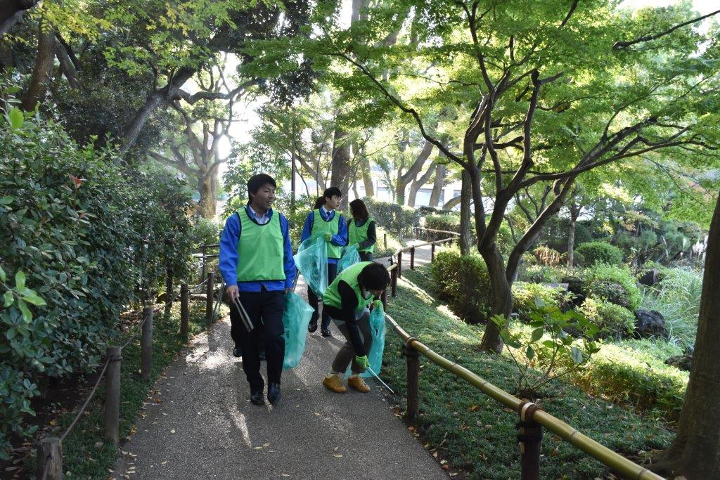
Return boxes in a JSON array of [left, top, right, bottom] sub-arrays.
[[348, 375, 371, 393], [323, 374, 347, 393]]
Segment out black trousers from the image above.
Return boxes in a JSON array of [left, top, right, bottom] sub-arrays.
[[308, 262, 338, 330], [229, 290, 285, 391], [359, 251, 373, 261]]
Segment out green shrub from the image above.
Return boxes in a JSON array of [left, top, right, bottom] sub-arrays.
[[575, 241, 624, 267], [578, 297, 636, 339], [0, 97, 193, 456], [519, 265, 566, 283], [584, 264, 642, 310], [512, 282, 568, 322], [363, 197, 420, 239], [189, 218, 221, 250], [423, 213, 463, 241], [430, 249, 491, 323]]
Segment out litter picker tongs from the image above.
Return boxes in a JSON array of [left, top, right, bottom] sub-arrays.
[[231, 295, 254, 332]]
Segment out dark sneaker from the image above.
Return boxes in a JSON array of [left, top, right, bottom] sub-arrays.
[[233, 346, 242, 358], [321, 328, 332, 337], [308, 320, 318, 333], [250, 389, 264, 406], [267, 383, 281, 405], [259, 350, 266, 362]]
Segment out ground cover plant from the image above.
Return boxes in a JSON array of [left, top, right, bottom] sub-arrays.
[[381, 267, 674, 479]]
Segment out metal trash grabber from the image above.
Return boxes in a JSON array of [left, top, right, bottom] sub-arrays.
[[231, 295, 254, 332], [366, 366, 394, 394]]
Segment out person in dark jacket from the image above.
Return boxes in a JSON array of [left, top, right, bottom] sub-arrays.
[[219, 173, 296, 406], [321, 262, 390, 393], [300, 187, 348, 337], [347, 199, 376, 261]]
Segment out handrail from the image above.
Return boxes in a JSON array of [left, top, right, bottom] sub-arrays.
[[415, 227, 461, 237], [382, 246, 665, 480]]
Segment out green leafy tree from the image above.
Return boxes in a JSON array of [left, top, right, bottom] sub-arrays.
[[296, 0, 720, 353]]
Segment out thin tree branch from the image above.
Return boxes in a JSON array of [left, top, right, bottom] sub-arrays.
[[613, 9, 720, 50]]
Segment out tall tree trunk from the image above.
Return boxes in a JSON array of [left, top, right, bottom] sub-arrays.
[[120, 67, 195, 154], [396, 140, 433, 206], [429, 164, 446, 207], [197, 169, 218, 218], [478, 244, 513, 352], [408, 162, 436, 207], [459, 170, 472, 255], [331, 123, 351, 196], [21, 23, 54, 111], [567, 202, 580, 267], [656, 191, 720, 477], [361, 156, 374, 197], [55, 39, 79, 88]]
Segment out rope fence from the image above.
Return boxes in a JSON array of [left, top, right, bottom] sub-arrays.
[[36, 263, 221, 480], [382, 229, 665, 480]]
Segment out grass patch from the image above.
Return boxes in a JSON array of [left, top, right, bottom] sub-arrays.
[[573, 340, 687, 422], [640, 267, 702, 349], [28, 302, 218, 478], [382, 268, 674, 479]]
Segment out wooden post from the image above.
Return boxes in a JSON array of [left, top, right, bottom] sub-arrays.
[[200, 245, 207, 284], [391, 266, 398, 298], [384, 233, 387, 250], [397, 251, 403, 278], [180, 283, 189, 339], [403, 342, 420, 421], [381, 288, 388, 310], [164, 268, 173, 317], [141, 307, 153, 381], [410, 246, 415, 270], [518, 402, 543, 480], [431, 242, 436, 262], [36, 437, 62, 480], [104, 346, 122, 444], [205, 272, 214, 324]]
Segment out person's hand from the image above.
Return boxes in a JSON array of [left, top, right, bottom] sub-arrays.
[[324, 232, 333, 242], [225, 285, 239, 301], [355, 355, 370, 371], [372, 299, 383, 311]]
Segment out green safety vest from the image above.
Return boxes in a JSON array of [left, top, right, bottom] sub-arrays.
[[236, 208, 286, 282], [311, 209, 342, 259], [323, 261, 374, 311], [348, 217, 375, 253]]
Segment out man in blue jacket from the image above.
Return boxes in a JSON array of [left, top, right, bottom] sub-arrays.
[[300, 186, 348, 337], [219, 173, 296, 406]]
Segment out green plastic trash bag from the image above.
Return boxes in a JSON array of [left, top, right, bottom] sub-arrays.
[[293, 237, 328, 296], [337, 244, 360, 273], [282, 292, 315, 369], [346, 305, 386, 378]]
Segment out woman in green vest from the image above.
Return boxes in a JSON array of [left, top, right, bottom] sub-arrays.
[[321, 262, 390, 394], [300, 187, 348, 337], [348, 199, 376, 261]]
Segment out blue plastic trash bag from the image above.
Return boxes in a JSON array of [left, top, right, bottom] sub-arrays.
[[346, 305, 386, 378], [293, 237, 328, 296], [337, 244, 360, 273], [282, 292, 315, 369]]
